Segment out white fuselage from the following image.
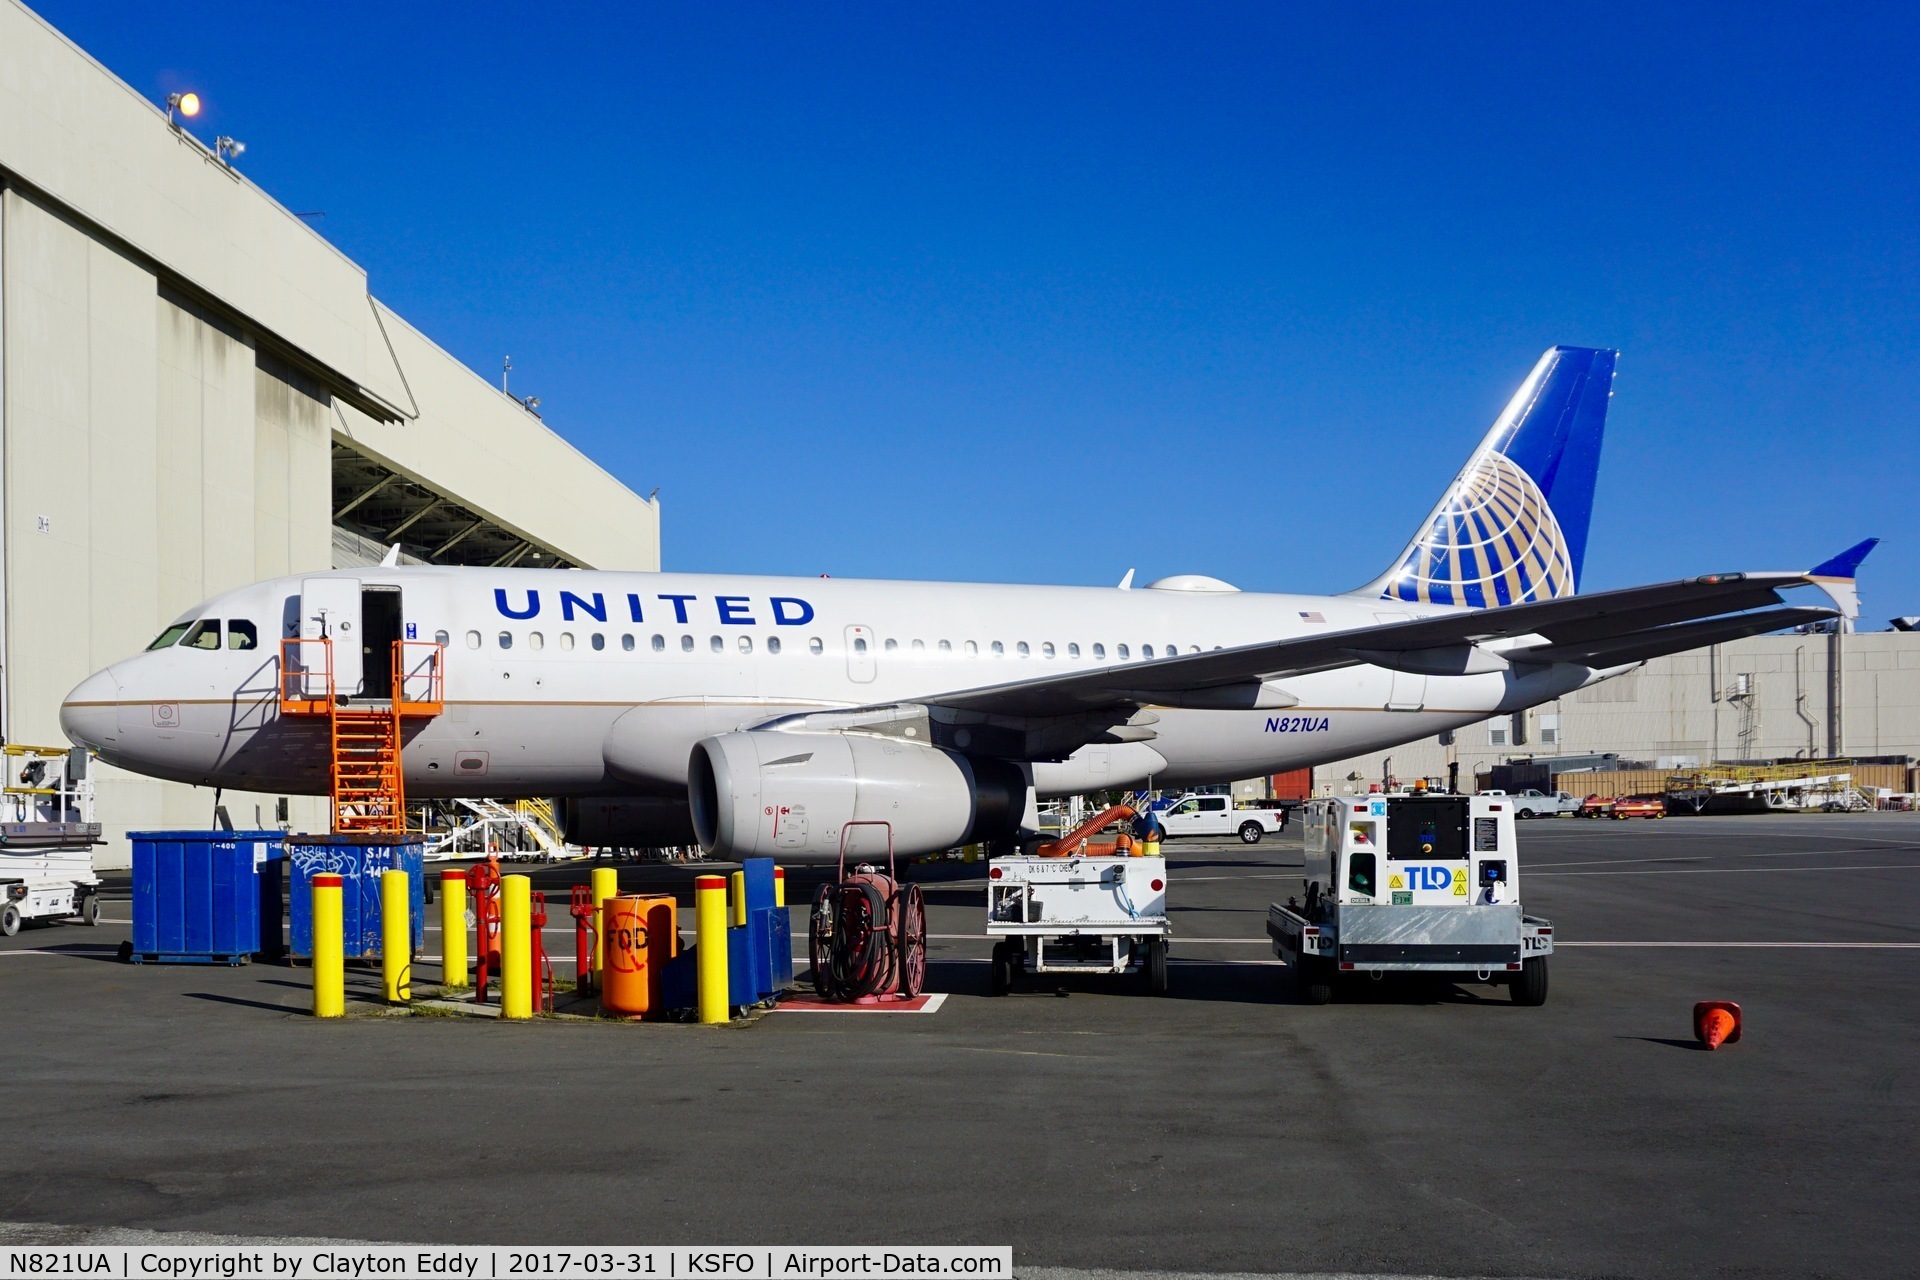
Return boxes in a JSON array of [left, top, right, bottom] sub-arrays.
[[60, 567, 1602, 800]]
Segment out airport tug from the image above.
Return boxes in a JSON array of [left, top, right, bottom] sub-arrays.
[[1268, 792, 1552, 1005], [987, 804, 1171, 996]]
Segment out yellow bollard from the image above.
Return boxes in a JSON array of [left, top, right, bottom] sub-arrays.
[[311, 873, 345, 1018], [729, 870, 747, 927], [381, 869, 411, 1005], [695, 874, 730, 1024], [590, 865, 618, 982], [962, 845, 978, 863], [440, 870, 468, 989], [773, 866, 785, 908], [501, 874, 532, 1020]]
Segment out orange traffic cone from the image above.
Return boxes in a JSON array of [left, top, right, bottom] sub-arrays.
[[1693, 1000, 1742, 1050]]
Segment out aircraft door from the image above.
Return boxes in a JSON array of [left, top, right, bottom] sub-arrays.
[[1373, 611, 1427, 711], [301, 577, 363, 697], [845, 625, 876, 683], [360, 587, 402, 701]]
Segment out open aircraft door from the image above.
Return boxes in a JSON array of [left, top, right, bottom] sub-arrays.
[[300, 577, 363, 698]]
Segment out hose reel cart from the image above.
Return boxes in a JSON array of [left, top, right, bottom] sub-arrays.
[[809, 822, 927, 1002]]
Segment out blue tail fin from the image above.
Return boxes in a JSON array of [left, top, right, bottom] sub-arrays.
[[1359, 346, 1616, 608]]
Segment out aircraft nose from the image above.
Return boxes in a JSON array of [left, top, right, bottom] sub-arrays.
[[61, 666, 123, 751]]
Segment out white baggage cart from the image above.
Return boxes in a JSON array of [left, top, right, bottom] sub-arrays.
[[985, 854, 1170, 995]]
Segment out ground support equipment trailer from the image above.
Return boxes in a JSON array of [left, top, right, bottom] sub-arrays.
[[0, 745, 101, 936], [1267, 792, 1552, 1005], [987, 854, 1170, 995]]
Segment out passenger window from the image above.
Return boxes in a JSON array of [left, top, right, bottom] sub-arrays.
[[768, 636, 782, 655], [529, 632, 544, 651], [498, 632, 513, 650], [1092, 643, 1105, 659], [964, 640, 978, 655], [809, 637, 824, 655], [591, 633, 606, 651], [1067, 643, 1080, 658], [681, 635, 695, 652], [1188, 645, 1200, 654], [884, 638, 898, 652], [226, 620, 258, 650], [433, 629, 450, 648], [649, 634, 663, 652], [937, 640, 951, 653], [1165, 643, 1177, 657], [853, 637, 868, 654], [1143, 644, 1155, 658], [709, 635, 723, 653], [1170, 800, 1197, 815], [559, 633, 575, 651], [1016, 641, 1030, 657], [738, 635, 753, 654], [1117, 644, 1130, 659], [1042, 642, 1055, 658], [1200, 797, 1227, 812], [183, 620, 220, 650], [1349, 852, 1377, 896], [991, 641, 1004, 656], [465, 631, 481, 650], [147, 624, 192, 651]]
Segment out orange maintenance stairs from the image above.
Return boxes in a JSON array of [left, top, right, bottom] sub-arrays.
[[280, 637, 444, 834]]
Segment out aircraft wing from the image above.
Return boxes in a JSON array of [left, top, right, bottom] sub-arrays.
[[754, 543, 1870, 753], [915, 569, 1842, 719]]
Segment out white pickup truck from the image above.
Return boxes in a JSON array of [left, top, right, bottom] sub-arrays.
[[1482, 789, 1582, 819], [1155, 794, 1290, 844]]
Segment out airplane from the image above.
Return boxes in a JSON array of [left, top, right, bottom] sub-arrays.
[[60, 346, 1875, 861]]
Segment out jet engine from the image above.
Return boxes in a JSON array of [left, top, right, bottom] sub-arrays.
[[689, 730, 1025, 861], [561, 795, 697, 849]]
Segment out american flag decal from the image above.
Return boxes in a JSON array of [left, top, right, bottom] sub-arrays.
[[1299, 611, 1326, 623]]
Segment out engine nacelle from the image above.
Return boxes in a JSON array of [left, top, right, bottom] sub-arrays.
[[561, 795, 697, 849], [689, 731, 1025, 860]]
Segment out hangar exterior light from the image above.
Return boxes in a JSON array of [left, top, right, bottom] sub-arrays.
[[216, 136, 246, 165], [166, 91, 200, 124]]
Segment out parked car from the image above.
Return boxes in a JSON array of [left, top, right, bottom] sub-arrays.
[[1158, 793, 1288, 844], [1579, 794, 1615, 818], [1511, 789, 1582, 819], [1611, 794, 1667, 820]]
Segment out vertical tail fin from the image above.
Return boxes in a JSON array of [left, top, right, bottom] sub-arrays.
[[1357, 346, 1616, 608]]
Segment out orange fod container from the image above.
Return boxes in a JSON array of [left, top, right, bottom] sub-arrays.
[[601, 894, 678, 1017]]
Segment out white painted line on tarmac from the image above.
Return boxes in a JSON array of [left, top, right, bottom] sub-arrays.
[[1529, 862, 1920, 877], [1556, 940, 1920, 948]]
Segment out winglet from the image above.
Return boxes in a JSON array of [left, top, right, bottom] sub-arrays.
[[1117, 568, 1135, 591], [1807, 538, 1878, 619]]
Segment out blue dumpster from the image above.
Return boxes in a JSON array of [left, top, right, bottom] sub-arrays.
[[129, 831, 285, 964], [287, 835, 425, 959], [659, 858, 792, 1011]]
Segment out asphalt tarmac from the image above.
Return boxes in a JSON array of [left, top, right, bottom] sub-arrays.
[[3, 812, 1917, 1279]]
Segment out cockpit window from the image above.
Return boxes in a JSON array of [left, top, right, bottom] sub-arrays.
[[147, 624, 192, 651], [227, 620, 258, 650], [181, 620, 221, 650]]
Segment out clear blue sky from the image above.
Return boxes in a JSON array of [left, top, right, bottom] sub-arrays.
[[38, 2, 1919, 619]]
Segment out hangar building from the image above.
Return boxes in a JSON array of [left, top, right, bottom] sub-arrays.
[[1, 0, 661, 863]]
